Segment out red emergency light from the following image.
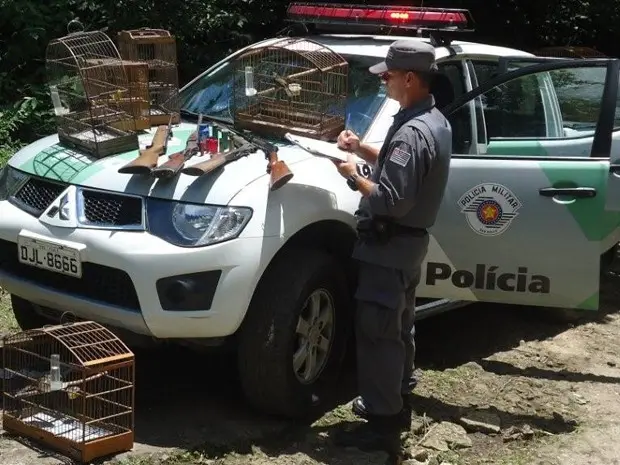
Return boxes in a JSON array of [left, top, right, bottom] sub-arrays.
[[286, 2, 474, 31]]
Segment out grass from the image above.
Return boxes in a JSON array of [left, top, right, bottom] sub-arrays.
[[0, 288, 17, 335]]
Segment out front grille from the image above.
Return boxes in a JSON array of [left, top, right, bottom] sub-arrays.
[[12, 177, 67, 216], [9, 176, 144, 229], [0, 239, 141, 312], [81, 190, 143, 227]]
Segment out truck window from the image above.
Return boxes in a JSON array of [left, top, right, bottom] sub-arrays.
[[456, 63, 618, 157], [178, 53, 386, 139]]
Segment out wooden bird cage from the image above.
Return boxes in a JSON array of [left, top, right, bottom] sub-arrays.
[[1, 321, 135, 463], [45, 26, 141, 158], [231, 37, 348, 141], [117, 28, 181, 126]]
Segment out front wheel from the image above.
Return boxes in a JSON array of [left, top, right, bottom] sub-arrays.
[[237, 248, 352, 418]]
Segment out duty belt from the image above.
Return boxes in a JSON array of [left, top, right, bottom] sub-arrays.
[[356, 217, 427, 244]]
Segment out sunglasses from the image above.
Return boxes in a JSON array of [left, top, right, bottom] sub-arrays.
[[379, 70, 411, 81]]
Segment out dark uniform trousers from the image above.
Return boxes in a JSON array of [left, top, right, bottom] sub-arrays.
[[355, 261, 421, 416]]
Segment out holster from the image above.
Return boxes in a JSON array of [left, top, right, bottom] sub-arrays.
[[356, 216, 427, 245]]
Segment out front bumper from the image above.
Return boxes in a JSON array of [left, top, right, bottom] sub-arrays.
[[0, 200, 277, 339]]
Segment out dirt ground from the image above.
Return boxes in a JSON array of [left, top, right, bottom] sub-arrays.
[[2, 258, 620, 465]]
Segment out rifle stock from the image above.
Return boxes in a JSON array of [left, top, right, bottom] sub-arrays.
[[118, 124, 171, 174], [266, 151, 293, 191], [151, 131, 199, 179]]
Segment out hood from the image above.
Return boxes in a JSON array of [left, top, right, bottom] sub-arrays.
[[8, 122, 314, 205]]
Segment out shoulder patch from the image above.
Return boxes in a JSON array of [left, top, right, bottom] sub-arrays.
[[389, 146, 411, 167]]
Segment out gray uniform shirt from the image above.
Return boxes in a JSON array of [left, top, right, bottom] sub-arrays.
[[352, 95, 453, 271]]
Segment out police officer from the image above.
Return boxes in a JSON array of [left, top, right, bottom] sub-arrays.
[[331, 40, 453, 458]]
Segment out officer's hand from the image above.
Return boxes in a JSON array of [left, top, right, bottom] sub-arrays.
[[337, 129, 360, 152], [332, 153, 357, 178]]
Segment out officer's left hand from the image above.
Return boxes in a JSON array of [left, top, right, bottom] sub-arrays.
[[332, 153, 357, 178]]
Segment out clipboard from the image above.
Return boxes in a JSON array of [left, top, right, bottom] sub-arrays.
[[284, 132, 351, 163]]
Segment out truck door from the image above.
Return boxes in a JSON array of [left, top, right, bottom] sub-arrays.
[[419, 58, 620, 311]]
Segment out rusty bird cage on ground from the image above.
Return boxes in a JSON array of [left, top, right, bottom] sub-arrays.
[[45, 24, 141, 158], [1, 321, 135, 463], [118, 28, 181, 126], [231, 37, 348, 141]]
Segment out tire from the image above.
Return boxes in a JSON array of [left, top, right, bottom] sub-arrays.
[[237, 248, 352, 419], [10, 294, 51, 330]]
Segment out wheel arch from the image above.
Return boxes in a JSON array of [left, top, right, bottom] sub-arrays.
[[235, 219, 359, 336]]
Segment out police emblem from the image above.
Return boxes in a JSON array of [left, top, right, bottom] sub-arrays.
[[458, 183, 522, 236]]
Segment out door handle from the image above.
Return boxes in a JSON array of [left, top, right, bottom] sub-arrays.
[[539, 187, 597, 198], [610, 163, 620, 174]]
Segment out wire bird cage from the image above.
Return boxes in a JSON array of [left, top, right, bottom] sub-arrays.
[[231, 37, 349, 141], [1, 321, 135, 463], [45, 26, 141, 159], [118, 28, 181, 126]]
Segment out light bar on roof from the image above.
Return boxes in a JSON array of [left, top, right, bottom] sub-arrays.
[[286, 2, 474, 31]]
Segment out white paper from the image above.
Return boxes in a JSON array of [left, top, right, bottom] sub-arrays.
[[285, 133, 351, 163], [22, 411, 111, 441]]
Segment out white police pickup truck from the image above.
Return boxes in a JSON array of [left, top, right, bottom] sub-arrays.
[[1, 3, 619, 417]]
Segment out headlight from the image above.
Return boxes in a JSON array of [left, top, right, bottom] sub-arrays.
[[146, 198, 252, 247], [0, 166, 29, 201]]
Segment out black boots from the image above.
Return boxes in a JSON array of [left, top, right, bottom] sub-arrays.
[[351, 396, 413, 428], [331, 396, 412, 464], [331, 412, 405, 463]]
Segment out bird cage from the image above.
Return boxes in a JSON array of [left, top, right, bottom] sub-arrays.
[[117, 28, 181, 126], [45, 24, 140, 159], [1, 321, 135, 463], [231, 37, 348, 141]]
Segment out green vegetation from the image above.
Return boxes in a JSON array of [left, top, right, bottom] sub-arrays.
[[0, 0, 618, 164], [0, 291, 17, 334]]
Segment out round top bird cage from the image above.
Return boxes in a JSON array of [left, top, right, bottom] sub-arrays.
[[45, 26, 141, 158], [1, 321, 135, 463], [231, 37, 349, 141]]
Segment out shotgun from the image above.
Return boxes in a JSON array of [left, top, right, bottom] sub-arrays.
[[117, 117, 173, 175], [150, 114, 202, 179], [194, 118, 294, 191], [181, 135, 254, 176]]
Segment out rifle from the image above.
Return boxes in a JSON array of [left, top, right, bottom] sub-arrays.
[[117, 118, 173, 175], [181, 134, 254, 177], [242, 129, 294, 191], [187, 118, 294, 191], [150, 114, 202, 179]]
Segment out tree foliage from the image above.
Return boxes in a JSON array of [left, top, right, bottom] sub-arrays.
[[0, 0, 618, 160]]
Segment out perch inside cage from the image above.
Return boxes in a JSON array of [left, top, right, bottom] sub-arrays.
[[1, 321, 135, 463], [231, 37, 349, 141], [45, 28, 141, 158], [117, 28, 181, 126]]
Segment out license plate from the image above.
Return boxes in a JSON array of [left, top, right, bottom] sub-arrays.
[[17, 236, 82, 278]]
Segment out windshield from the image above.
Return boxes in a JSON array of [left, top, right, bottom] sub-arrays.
[[178, 50, 387, 139]]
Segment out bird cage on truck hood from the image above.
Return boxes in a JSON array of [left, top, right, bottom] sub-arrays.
[[117, 28, 181, 126], [1, 321, 135, 463], [231, 37, 348, 141], [45, 24, 141, 158]]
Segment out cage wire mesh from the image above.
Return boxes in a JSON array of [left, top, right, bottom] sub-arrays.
[[1, 321, 135, 463], [231, 37, 349, 141], [118, 28, 181, 126], [45, 24, 140, 159]]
